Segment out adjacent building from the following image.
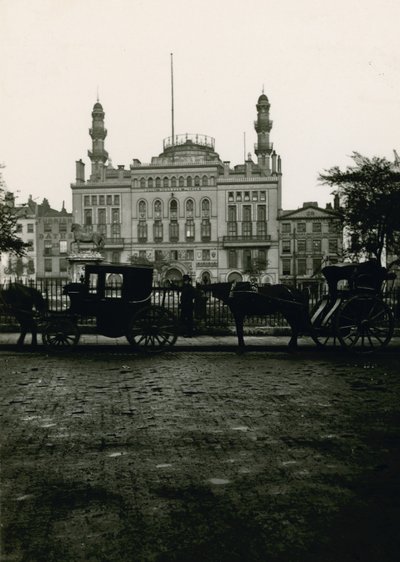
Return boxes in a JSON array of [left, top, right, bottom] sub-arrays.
[[0, 196, 73, 283], [71, 93, 283, 284], [278, 199, 342, 292]]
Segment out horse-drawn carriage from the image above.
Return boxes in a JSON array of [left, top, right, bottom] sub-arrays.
[[0, 264, 178, 353], [207, 260, 396, 352], [41, 263, 178, 352]]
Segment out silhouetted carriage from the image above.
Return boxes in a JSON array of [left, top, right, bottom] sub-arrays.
[[310, 260, 395, 351], [207, 260, 395, 352], [41, 264, 178, 352]]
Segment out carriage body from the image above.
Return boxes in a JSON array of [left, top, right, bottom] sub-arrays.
[[42, 264, 178, 352], [310, 260, 395, 351]]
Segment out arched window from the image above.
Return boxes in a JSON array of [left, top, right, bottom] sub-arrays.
[[140, 177, 146, 189], [202, 175, 208, 186], [179, 176, 184, 187], [194, 176, 200, 187], [187, 176, 192, 187], [154, 199, 162, 219], [185, 199, 194, 218], [169, 199, 178, 220], [138, 200, 147, 219], [148, 177, 154, 188], [156, 177, 161, 188], [171, 176, 177, 188], [163, 177, 169, 188], [201, 199, 210, 218]]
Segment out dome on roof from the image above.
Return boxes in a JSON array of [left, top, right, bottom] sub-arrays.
[[257, 93, 269, 104], [93, 101, 103, 110]]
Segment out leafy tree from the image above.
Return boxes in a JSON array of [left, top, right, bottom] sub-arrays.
[[0, 165, 26, 256], [319, 153, 400, 264]]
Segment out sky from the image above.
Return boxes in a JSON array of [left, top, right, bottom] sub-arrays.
[[1, 0, 399, 213]]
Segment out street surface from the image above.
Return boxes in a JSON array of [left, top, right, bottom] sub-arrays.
[[1, 348, 399, 561]]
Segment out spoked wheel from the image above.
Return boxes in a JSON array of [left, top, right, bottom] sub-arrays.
[[336, 295, 394, 352], [126, 305, 178, 353], [309, 297, 339, 348], [42, 317, 80, 349]]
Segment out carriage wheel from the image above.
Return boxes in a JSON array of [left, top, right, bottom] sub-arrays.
[[336, 295, 394, 352], [309, 297, 339, 348], [126, 305, 178, 353], [42, 318, 80, 349]]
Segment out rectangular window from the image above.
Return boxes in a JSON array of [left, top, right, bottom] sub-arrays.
[[44, 258, 52, 273], [313, 258, 322, 274], [242, 222, 252, 238], [59, 219, 67, 233], [169, 222, 179, 242], [84, 195, 90, 206], [228, 249, 237, 268], [114, 195, 120, 205], [228, 205, 237, 222], [244, 191, 250, 201], [282, 222, 291, 234], [236, 192, 242, 202], [111, 208, 120, 223], [227, 222, 237, 236], [138, 221, 147, 242], [186, 249, 194, 260], [297, 222, 306, 233], [260, 191, 266, 201], [257, 249, 267, 269], [44, 242, 52, 256], [243, 249, 252, 271], [99, 195, 105, 206], [59, 258, 68, 272], [170, 250, 178, 261], [243, 205, 251, 222], [27, 223, 34, 233], [312, 239, 322, 254], [282, 258, 291, 276], [155, 250, 164, 262], [185, 220, 195, 240], [282, 240, 291, 254], [329, 221, 339, 234], [312, 222, 322, 233], [256, 222, 266, 237], [111, 223, 121, 238], [228, 192, 234, 202], [201, 220, 211, 241], [98, 208, 106, 224], [153, 221, 163, 242], [106, 195, 112, 205], [84, 209, 92, 226], [297, 258, 307, 276], [202, 249, 210, 261], [257, 205, 266, 222], [91, 195, 97, 206], [44, 219, 52, 232], [16, 223, 23, 233], [59, 240, 68, 254], [252, 191, 258, 201], [329, 238, 338, 253], [297, 239, 306, 253]]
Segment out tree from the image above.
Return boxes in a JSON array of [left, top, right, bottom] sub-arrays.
[[0, 165, 26, 256], [319, 153, 400, 264]]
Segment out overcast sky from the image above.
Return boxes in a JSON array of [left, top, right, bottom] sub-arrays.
[[1, 0, 399, 212]]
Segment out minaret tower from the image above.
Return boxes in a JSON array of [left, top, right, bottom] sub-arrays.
[[254, 92, 273, 173], [88, 100, 108, 181]]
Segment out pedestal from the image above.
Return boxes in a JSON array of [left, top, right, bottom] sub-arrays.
[[67, 251, 104, 282]]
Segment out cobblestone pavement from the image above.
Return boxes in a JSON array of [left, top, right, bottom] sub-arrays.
[[1, 349, 400, 561]]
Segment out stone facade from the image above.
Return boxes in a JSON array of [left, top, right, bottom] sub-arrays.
[[71, 94, 282, 285]]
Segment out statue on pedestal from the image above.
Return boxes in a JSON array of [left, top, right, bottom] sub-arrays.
[[71, 223, 105, 252]]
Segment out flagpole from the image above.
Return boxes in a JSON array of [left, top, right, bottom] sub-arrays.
[[170, 53, 175, 147]]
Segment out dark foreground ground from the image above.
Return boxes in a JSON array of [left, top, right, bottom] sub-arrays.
[[1, 346, 399, 561]]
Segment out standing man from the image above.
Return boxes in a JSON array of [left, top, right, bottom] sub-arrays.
[[180, 274, 196, 337]]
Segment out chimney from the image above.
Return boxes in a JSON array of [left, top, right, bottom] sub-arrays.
[[223, 161, 230, 177], [271, 150, 277, 173], [75, 159, 85, 183]]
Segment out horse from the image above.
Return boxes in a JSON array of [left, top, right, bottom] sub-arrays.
[[71, 223, 105, 251], [0, 283, 47, 347], [205, 281, 311, 351]]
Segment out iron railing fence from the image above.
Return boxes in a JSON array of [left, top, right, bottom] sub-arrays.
[[1, 280, 400, 331]]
